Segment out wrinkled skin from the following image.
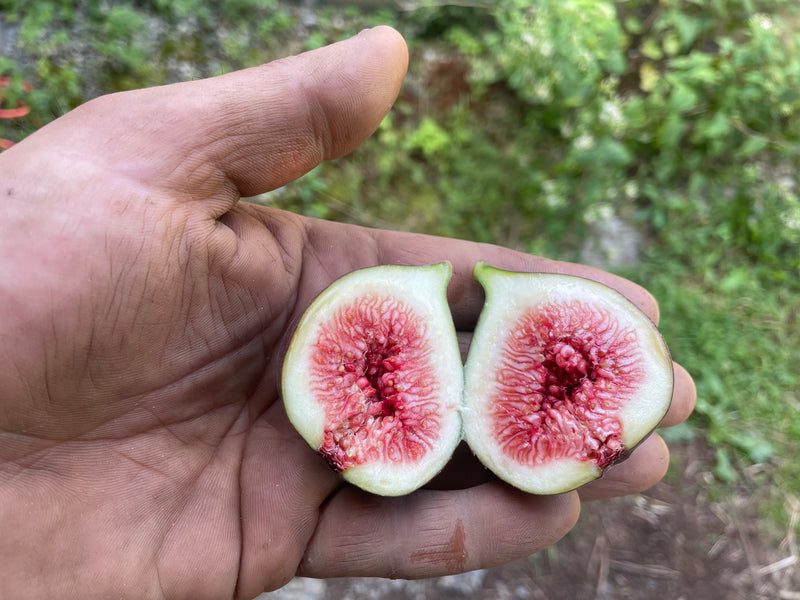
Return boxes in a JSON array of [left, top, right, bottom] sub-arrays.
[[0, 27, 696, 600]]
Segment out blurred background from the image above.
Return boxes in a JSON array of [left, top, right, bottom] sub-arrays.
[[1, 1, 799, 598]]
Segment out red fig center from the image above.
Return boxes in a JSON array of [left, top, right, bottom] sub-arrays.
[[541, 338, 591, 402], [493, 301, 644, 468], [354, 338, 405, 418], [310, 295, 441, 471]]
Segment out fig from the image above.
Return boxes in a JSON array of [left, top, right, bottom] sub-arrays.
[[281, 262, 464, 496], [282, 260, 673, 498], [462, 262, 673, 495]]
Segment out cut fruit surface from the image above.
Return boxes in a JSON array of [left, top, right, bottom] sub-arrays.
[[281, 262, 463, 496], [462, 262, 673, 495]]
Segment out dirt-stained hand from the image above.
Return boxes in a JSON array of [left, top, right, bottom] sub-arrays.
[[0, 27, 695, 599]]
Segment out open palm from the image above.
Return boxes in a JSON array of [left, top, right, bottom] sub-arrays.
[[0, 28, 694, 600]]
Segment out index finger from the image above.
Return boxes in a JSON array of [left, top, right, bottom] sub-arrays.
[[298, 483, 579, 580], [368, 229, 661, 328]]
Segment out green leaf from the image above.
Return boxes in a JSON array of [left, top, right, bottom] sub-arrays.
[[672, 12, 703, 48], [670, 83, 700, 113], [714, 449, 737, 483], [624, 16, 642, 34], [719, 267, 751, 292], [657, 113, 685, 149], [605, 50, 626, 74], [734, 435, 774, 463], [642, 38, 663, 60], [575, 137, 633, 167], [640, 62, 660, 92], [734, 135, 769, 159], [596, 137, 632, 166], [660, 421, 697, 443], [663, 32, 681, 56], [693, 112, 731, 144], [404, 117, 451, 159]]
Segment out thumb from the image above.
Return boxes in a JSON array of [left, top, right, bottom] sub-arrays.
[[27, 26, 409, 200]]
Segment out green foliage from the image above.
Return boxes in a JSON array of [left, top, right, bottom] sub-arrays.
[[0, 0, 302, 140], [90, 5, 153, 91], [141, 0, 294, 29], [637, 253, 800, 486], [442, 0, 800, 269]]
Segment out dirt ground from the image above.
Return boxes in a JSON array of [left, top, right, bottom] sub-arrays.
[[260, 440, 800, 600]]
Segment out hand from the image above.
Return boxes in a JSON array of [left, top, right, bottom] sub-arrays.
[[0, 27, 695, 599]]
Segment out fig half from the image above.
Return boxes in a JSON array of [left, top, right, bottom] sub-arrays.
[[462, 262, 674, 495], [281, 262, 463, 496]]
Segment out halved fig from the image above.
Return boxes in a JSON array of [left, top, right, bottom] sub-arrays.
[[281, 262, 463, 496], [462, 262, 673, 495]]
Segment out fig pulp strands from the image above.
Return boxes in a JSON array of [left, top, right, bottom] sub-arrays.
[[462, 262, 674, 495], [281, 262, 464, 497]]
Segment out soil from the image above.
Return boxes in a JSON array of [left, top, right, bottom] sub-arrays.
[[259, 440, 800, 600]]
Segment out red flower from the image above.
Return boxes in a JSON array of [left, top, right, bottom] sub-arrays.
[[0, 76, 33, 149]]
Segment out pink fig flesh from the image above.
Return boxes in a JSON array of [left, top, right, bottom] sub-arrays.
[[492, 300, 643, 470], [311, 295, 442, 471]]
